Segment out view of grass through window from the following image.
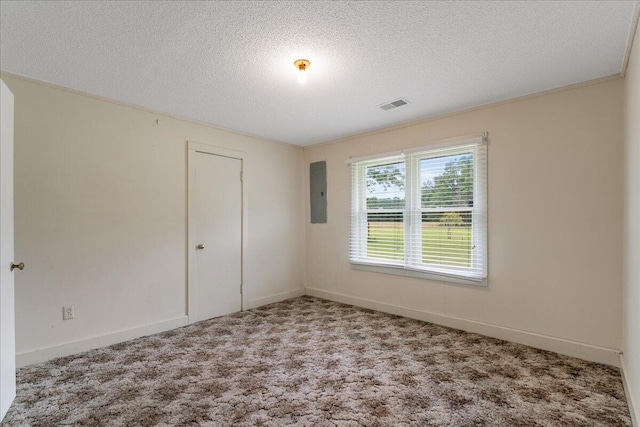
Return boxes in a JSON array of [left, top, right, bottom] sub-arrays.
[[365, 153, 474, 268]]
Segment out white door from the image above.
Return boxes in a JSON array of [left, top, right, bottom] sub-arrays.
[[0, 80, 17, 420], [193, 152, 242, 321]]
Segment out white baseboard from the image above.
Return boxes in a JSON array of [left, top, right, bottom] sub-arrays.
[[621, 354, 639, 427], [16, 288, 306, 368], [304, 288, 621, 367], [245, 288, 305, 310], [16, 316, 189, 368]]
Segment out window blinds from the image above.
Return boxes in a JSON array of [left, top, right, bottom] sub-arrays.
[[349, 138, 487, 282]]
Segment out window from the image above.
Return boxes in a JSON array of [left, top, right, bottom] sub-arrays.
[[349, 136, 487, 284]]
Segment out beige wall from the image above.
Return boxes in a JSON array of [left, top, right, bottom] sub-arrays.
[[1, 74, 305, 365], [623, 22, 640, 424], [304, 79, 624, 364], [0, 65, 629, 371]]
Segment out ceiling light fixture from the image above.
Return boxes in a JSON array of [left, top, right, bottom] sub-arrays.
[[294, 59, 310, 84]]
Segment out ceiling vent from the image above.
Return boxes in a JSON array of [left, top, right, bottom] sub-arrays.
[[378, 98, 409, 111]]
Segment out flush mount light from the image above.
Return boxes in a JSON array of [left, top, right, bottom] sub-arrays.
[[294, 59, 310, 84]]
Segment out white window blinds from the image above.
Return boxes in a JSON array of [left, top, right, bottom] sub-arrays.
[[349, 137, 487, 283]]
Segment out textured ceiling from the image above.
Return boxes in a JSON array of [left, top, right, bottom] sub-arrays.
[[0, 1, 637, 146]]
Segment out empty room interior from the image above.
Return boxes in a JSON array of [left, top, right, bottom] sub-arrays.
[[0, 1, 639, 425]]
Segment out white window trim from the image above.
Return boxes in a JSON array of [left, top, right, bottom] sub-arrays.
[[348, 134, 488, 286], [351, 262, 488, 286]]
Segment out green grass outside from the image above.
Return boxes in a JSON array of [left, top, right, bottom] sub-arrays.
[[367, 222, 472, 267]]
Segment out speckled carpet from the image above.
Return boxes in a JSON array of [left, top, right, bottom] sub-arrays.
[[1, 296, 631, 426]]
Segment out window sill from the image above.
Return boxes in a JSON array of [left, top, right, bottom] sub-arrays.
[[350, 262, 487, 287]]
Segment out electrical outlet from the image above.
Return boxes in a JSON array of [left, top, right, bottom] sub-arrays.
[[62, 305, 74, 320]]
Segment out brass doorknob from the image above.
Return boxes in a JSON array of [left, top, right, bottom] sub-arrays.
[[10, 262, 24, 272], [196, 244, 205, 250]]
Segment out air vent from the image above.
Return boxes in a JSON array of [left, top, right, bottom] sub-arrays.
[[378, 98, 409, 111]]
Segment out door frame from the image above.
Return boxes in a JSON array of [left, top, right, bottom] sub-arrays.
[[187, 140, 248, 324]]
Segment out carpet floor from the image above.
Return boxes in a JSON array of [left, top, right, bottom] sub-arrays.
[[1, 296, 631, 426]]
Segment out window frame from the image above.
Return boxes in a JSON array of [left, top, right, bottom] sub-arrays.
[[349, 136, 488, 286]]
